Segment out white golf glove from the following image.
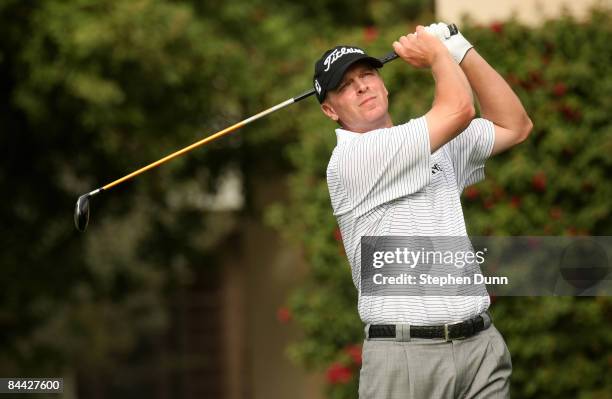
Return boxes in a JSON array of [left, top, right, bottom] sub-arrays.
[[425, 22, 473, 64]]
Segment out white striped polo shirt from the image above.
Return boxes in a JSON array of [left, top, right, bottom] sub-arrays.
[[326, 116, 496, 325]]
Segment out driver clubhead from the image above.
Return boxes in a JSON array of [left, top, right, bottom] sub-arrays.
[[74, 194, 90, 232]]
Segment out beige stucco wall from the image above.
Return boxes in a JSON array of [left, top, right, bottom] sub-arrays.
[[436, 0, 608, 25], [222, 171, 325, 399]]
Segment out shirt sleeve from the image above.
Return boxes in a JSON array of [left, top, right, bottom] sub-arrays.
[[336, 116, 432, 217], [444, 118, 495, 192]]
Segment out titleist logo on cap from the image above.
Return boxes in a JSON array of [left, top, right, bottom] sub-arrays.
[[323, 47, 365, 72]]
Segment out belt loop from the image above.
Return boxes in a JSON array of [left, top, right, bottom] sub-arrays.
[[365, 324, 370, 340], [395, 324, 411, 342]]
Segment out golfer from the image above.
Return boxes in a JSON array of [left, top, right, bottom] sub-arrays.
[[314, 24, 532, 398]]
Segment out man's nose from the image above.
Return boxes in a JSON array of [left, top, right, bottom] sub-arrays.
[[355, 78, 368, 93]]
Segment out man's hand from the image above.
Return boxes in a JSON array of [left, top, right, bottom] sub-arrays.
[[392, 26, 450, 68], [425, 22, 473, 64]]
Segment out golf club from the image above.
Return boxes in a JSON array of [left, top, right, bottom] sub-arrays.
[[74, 24, 459, 232]]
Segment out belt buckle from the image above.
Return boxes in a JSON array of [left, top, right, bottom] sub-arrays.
[[444, 320, 464, 341]]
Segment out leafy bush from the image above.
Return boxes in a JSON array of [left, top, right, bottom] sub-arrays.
[[267, 8, 612, 398]]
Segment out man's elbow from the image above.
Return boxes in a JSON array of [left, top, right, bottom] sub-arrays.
[[515, 115, 533, 144], [465, 103, 477, 122], [457, 101, 476, 130]]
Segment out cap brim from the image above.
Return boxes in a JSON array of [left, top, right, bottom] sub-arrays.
[[326, 55, 384, 93]]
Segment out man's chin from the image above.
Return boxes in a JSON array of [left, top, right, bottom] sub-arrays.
[[364, 109, 390, 127]]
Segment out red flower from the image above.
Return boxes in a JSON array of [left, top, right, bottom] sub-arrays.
[[559, 104, 581, 122], [566, 226, 578, 235], [532, 172, 547, 192], [550, 207, 562, 220], [505, 73, 519, 87], [464, 186, 479, 200], [529, 71, 544, 86], [334, 227, 342, 242], [490, 22, 504, 34], [552, 82, 567, 97], [519, 71, 544, 91], [276, 307, 292, 324], [484, 199, 494, 210], [326, 362, 353, 384], [345, 344, 362, 365], [364, 26, 378, 43], [581, 182, 594, 192], [510, 196, 521, 209]]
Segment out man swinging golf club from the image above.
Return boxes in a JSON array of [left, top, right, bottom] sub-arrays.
[[316, 23, 532, 398], [72, 24, 458, 233]]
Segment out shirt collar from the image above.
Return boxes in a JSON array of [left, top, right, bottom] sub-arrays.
[[335, 128, 361, 145]]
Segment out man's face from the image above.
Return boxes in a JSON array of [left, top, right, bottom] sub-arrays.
[[321, 62, 391, 133]]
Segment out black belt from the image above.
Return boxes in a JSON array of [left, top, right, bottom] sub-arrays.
[[368, 313, 488, 341]]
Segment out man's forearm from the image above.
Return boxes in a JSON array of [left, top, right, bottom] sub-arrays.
[[423, 51, 476, 152], [460, 49, 532, 135], [431, 51, 474, 113]]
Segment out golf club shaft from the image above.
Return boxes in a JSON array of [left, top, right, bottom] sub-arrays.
[[92, 23, 458, 195], [100, 97, 298, 192]]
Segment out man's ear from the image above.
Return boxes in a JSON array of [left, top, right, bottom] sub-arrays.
[[321, 101, 339, 122]]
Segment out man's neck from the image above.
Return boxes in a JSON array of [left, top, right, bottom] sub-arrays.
[[343, 114, 394, 133]]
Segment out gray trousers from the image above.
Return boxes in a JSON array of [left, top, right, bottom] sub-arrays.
[[359, 321, 512, 399]]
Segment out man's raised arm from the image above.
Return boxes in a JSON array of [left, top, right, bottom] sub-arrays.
[[460, 50, 533, 155], [427, 23, 533, 155], [393, 26, 476, 153]]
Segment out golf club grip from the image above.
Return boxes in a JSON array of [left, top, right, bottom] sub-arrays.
[[294, 89, 316, 102], [379, 23, 459, 65]]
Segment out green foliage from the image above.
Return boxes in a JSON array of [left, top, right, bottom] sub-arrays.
[[0, 0, 239, 376], [0, 0, 316, 379], [267, 8, 612, 398], [460, 11, 612, 237], [1, 0, 435, 384], [1, 0, 610, 397]]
